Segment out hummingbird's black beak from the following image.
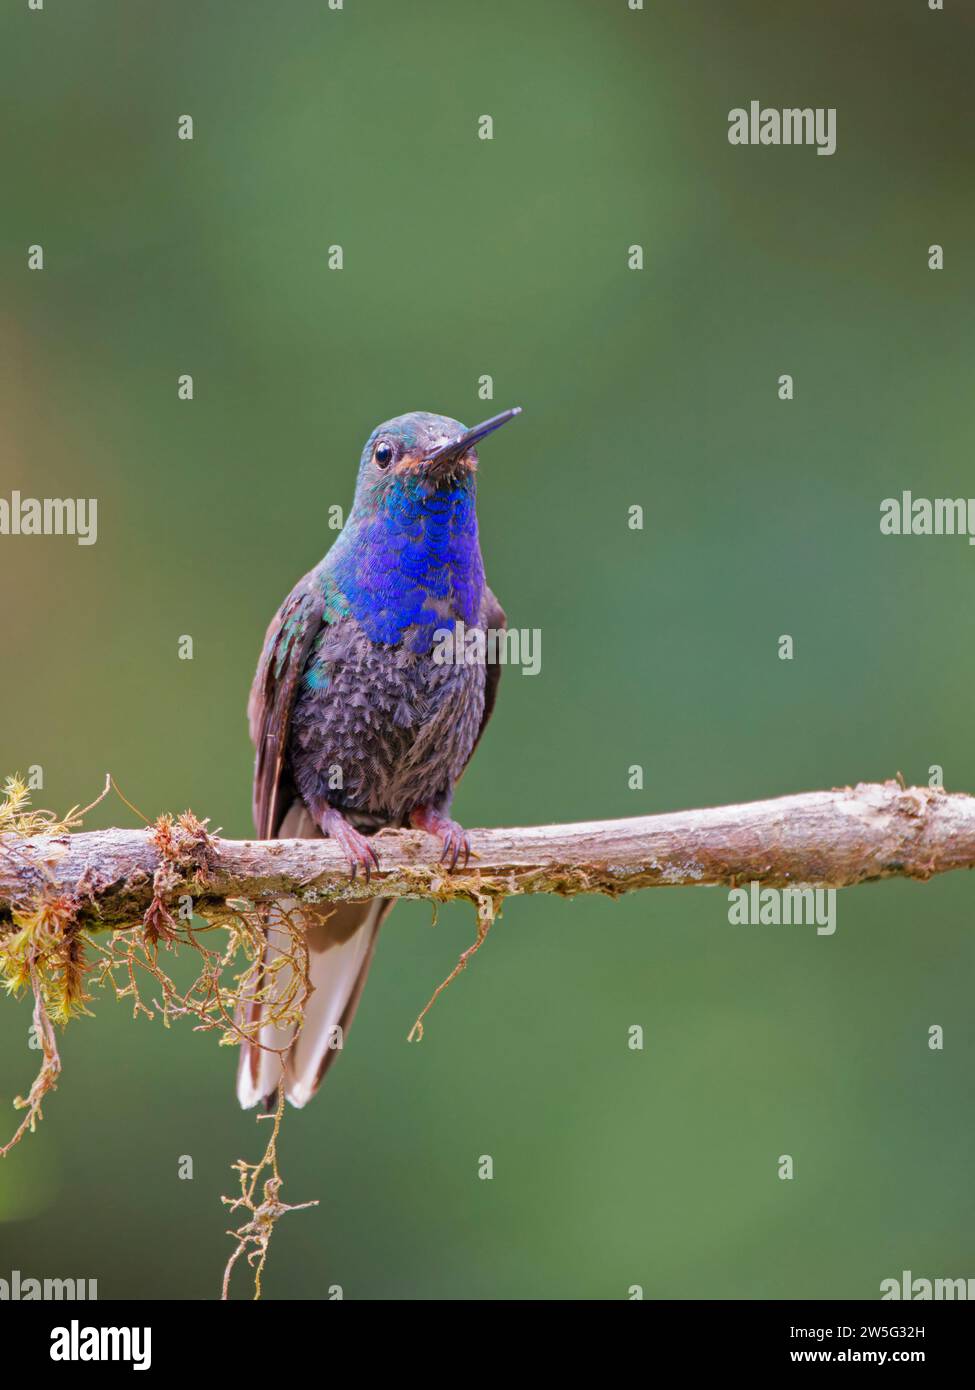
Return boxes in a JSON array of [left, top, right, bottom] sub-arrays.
[[425, 407, 522, 467]]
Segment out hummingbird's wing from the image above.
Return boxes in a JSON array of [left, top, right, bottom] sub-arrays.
[[468, 584, 506, 763], [242, 565, 390, 1110], [248, 566, 332, 839]]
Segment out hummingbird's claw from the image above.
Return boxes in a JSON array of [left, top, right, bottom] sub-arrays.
[[344, 827, 379, 882], [316, 806, 380, 883], [439, 823, 471, 873], [409, 806, 470, 873]]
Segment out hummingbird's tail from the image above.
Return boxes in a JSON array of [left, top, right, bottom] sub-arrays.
[[236, 801, 393, 1110]]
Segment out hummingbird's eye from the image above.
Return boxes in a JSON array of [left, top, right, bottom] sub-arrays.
[[374, 441, 393, 468]]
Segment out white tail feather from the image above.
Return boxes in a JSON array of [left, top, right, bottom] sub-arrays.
[[284, 908, 380, 1107], [236, 902, 303, 1109], [236, 800, 390, 1110], [236, 893, 386, 1110]]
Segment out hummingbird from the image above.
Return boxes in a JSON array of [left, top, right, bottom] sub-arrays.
[[238, 407, 521, 1109]]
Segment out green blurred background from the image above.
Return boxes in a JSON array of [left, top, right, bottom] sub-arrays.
[[2, 0, 974, 1300]]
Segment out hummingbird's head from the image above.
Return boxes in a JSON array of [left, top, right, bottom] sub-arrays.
[[334, 408, 520, 648], [354, 408, 521, 501]]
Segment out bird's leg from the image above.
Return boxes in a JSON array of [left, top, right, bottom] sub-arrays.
[[409, 804, 471, 872], [312, 803, 380, 882]]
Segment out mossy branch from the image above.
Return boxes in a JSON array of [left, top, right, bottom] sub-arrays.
[[2, 774, 973, 1294], [1, 780, 973, 933]]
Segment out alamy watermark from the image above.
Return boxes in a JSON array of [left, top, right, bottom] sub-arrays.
[[0, 492, 97, 545], [1, 1268, 97, 1299], [728, 882, 836, 936], [50, 1320, 151, 1371], [728, 102, 836, 156], [880, 493, 975, 546], [881, 1270, 975, 1300], [432, 621, 541, 676]]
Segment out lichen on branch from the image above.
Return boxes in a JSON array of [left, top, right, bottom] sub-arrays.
[[0, 777, 321, 1296]]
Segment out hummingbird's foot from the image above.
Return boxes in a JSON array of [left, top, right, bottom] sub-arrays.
[[409, 805, 471, 873], [315, 805, 380, 882]]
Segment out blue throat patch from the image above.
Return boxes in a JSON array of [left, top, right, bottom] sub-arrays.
[[330, 473, 484, 653]]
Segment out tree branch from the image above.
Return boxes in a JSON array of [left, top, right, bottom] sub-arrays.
[[1, 781, 972, 931]]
